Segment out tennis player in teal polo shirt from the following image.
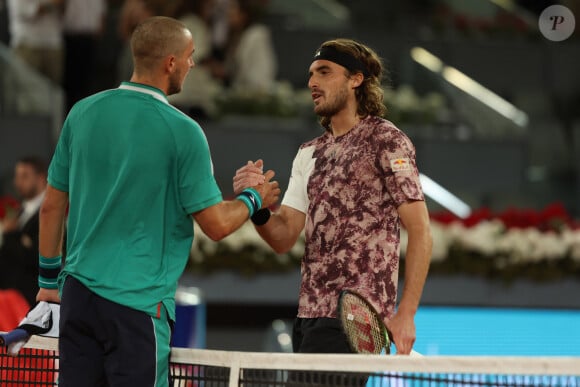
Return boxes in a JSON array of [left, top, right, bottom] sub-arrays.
[[35, 16, 279, 387]]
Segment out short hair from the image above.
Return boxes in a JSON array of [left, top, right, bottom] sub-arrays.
[[17, 156, 47, 176], [130, 16, 190, 74], [315, 39, 387, 129]]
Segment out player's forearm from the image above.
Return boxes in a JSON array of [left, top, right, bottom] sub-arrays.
[[398, 226, 432, 315], [195, 200, 251, 241], [39, 188, 68, 258], [255, 212, 299, 254]]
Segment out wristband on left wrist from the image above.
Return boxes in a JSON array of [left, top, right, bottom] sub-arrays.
[[38, 254, 62, 289]]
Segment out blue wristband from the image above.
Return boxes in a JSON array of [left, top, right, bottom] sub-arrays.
[[38, 276, 59, 289], [38, 255, 62, 289], [236, 188, 263, 218], [236, 194, 255, 217], [242, 187, 263, 209]]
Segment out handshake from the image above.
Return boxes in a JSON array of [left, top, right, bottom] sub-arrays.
[[233, 159, 281, 221]]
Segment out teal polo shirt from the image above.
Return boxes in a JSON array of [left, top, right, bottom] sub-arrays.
[[48, 82, 222, 320]]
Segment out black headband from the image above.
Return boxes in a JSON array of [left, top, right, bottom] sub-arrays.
[[313, 46, 369, 77]]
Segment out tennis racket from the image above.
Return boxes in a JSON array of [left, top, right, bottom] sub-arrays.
[[0, 328, 30, 348], [338, 290, 391, 354], [338, 290, 421, 356]]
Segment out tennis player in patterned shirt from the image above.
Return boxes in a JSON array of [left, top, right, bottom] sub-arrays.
[[234, 38, 432, 357]]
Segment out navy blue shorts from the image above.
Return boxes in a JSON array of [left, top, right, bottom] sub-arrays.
[[58, 276, 172, 387]]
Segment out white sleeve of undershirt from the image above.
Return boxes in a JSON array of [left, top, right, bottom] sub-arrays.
[[281, 146, 315, 214]]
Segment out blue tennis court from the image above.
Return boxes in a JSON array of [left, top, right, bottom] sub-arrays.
[[413, 306, 580, 356]]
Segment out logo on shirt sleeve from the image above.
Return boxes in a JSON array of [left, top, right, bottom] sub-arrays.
[[390, 158, 411, 172]]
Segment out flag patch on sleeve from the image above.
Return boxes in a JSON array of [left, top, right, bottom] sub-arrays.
[[390, 158, 411, 172]]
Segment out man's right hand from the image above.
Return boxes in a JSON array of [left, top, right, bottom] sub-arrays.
[[233, 160, 266, 195], [36, 288, 61, 304], [253, 170, 281, 209]]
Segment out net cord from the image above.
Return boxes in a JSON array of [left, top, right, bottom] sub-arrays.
[[18, 335, 580, 377]]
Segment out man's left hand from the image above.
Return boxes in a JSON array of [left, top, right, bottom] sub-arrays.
[[36, 288, 60, 303], [386, 310, 416, 355]]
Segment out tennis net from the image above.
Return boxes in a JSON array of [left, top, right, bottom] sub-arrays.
[[2, 335, 580, 386]]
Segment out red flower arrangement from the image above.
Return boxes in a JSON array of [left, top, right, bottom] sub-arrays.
[[187, 202, 580, 281], [415, 202, 580, 283]]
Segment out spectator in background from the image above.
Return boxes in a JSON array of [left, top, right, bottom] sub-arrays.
[[62, 0, 107, 112], [0, 157, 48, 307], [214, 0, 277, 93], [0, 0, 10, 45], [210, 0, 231, 61], [6, 0, 64, 85], [169, 0, 223, 118]]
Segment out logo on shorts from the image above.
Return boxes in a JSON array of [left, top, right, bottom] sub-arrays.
[[390, 158, 411, 172]]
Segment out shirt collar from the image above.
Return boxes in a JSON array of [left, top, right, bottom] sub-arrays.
[[118, 82, 168, 104], [19, 190, 45, 228], [23, 191, 45, 214]]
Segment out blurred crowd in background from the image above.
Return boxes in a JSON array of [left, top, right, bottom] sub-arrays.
[[2, 0, 580, 215], [3, 0, 578, 119], [2, 0, 278, 117], [2, 0, 580, 231]]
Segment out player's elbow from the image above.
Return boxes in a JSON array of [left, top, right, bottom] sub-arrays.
[[269, 238, 297, 254], [203, 226, 230, 242], [262, 231, 301, 254], [205, 217, 240, 241], [194, 205, 238, 241], [39, 199, 64, 217], [272, 244, 290, 254]]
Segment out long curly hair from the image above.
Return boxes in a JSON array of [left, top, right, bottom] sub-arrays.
[[315, 39, 387, 129]]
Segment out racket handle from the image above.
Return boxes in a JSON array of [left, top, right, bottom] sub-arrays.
[[0, 329, 30, 347]]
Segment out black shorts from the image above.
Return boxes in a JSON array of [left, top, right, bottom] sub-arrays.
[[290, 317, 367, 386], [58, 276, 172, 387], [292, 317, 353, 354]]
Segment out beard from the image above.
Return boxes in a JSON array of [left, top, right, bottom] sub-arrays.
[[16, 185, 39, 200], [167, 68, 185, 96], [313, 83, 349, 117]]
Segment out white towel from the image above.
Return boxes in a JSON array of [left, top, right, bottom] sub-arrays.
[[4, 302, 60, 355]]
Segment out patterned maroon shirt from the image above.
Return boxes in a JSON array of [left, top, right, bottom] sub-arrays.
[[282, 116, 424, 322]]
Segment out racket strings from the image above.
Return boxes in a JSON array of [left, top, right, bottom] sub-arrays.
[[340, 295, 386, 354]]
